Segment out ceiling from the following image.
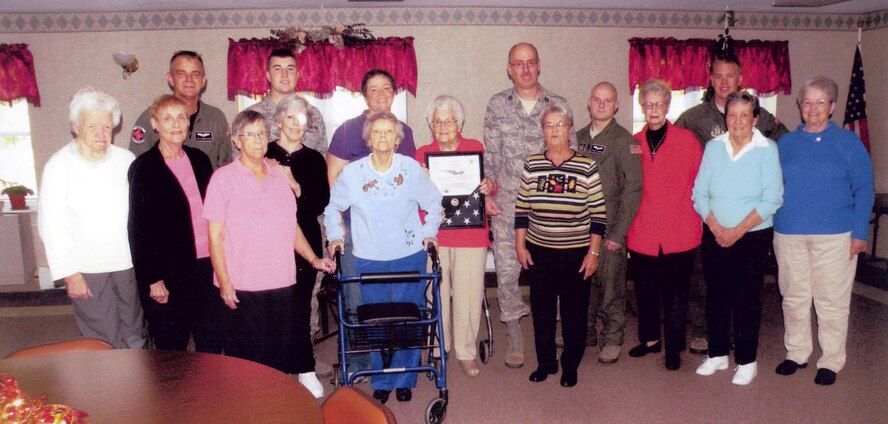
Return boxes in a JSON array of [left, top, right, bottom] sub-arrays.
[[0, 0, 885, 14]]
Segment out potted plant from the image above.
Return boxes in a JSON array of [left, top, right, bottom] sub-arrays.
[[1, 179, 33, 210]]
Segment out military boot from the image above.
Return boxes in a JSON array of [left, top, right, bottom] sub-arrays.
[[505, 320, 524, 368]]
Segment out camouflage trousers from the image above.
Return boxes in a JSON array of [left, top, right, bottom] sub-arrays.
[[490, 214, 531, 323]]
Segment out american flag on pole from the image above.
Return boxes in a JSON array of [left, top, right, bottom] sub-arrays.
[[843, 45, 870, 154]]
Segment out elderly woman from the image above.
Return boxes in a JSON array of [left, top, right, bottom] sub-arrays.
[[38, 87, 145, 349], [773, 76, 873, 386], [325, 111, 443, 404], [515, 105, 606, 388], [265, 94, 330, 377], [203, 110, 334, 398], [626, 79, 702, 371], [691, 92, 783, 385], [129, 95, 228, 353], [415, 95, 496, 378]]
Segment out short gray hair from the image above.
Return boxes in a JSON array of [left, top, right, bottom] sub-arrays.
[[540, 105, 573, 128], [273, 94, 313, 128], [637, 79, 672, 106], [425, 95, 466, 130], [361, 111, 404, 146], [797, 76, 839, 106], [231, 110, 269, 138], [68, 87, 121, 129]]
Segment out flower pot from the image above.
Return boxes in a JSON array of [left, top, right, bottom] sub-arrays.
[[8, 194, 26, 210]]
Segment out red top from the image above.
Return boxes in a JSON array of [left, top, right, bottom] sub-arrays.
[[416, 136, 491, 248], [626, 122, 702, 256]]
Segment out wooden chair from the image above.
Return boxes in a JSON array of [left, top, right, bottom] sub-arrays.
[[6, 338, 114, 359], [322, 386, 398, 424]]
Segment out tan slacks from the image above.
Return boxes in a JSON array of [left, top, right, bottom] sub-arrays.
[[773, 232, 857, 372], [434, 246, 488, 361]]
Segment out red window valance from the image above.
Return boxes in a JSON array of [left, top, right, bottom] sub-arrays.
[[227, 37, 417, 100], [628, 37, 791, 97], [0, 44, 40, 106]]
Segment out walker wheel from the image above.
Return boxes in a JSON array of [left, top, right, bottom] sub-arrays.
[[425, 397, 447, 424], [479, 340, 490, 364]]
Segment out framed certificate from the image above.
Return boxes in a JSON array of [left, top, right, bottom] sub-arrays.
[[425, 152, 485, 229]]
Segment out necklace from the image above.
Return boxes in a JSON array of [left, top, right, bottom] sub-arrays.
[[647, 129, 667, 158]]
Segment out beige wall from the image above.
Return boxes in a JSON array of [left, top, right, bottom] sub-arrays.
[[0, 25, 879, 182], [2, 18, 887, 275]]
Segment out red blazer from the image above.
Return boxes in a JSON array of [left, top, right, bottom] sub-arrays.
[[626, 121, 702, 256]]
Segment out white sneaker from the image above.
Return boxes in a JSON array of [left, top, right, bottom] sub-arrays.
[[695, 355, 729, 376], [732, 362, 758, 385], [298, 372, 325, 398]]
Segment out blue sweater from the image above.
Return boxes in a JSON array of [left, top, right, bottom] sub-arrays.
[[324, 153, 443, 261], [692, 129, 783, 231], [774, 122, 874, 240]]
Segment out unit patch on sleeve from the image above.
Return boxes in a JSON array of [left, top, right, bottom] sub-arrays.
[[131, 126, 147, 144]]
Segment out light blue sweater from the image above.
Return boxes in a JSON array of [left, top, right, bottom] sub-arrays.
[[324, 153, 443, 261], [692, 129, 783, 230]]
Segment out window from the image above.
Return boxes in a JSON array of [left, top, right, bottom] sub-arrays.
[[631, 89, 777, 134], [237, 87, 408, 146], [0, 100, 37, 197]]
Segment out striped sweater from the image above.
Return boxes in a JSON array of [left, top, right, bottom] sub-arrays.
[[515, 152, 607, 249]]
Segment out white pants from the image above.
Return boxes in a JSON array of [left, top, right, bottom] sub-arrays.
[[435, 247, 487, 360], [773, 232, 857, 372]]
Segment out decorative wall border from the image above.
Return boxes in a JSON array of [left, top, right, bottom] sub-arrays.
[[0, 7, 885, 33]]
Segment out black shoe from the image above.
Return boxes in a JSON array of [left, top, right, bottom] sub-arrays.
[[775, 360, 808, 376], [395, 388, 412, 402], [529, 368, 557, 382], [560, 369, 577, 387], [373, 390, 391, 404], [628, 341, 662, 357], [665, 351, 681, 370], [814, 368, 837, 386]]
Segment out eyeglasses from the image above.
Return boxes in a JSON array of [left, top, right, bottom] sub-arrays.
[[642, 102, 668, 111], [239, 131, 268, 140], [801, 99, 831, 109], [543, 121, 570, 130], [509, 60, 539, 70], [432, 119, 457, 128]]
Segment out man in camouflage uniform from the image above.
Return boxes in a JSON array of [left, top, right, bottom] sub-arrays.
[[129, 50, 231, 169], [675, 55, 788, 355], [245, 48, 328, 157], [483, 42, 573, 368], [576, 82, 642, 364]]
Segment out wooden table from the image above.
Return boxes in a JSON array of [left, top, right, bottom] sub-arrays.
[[0, 349, 323, 424]]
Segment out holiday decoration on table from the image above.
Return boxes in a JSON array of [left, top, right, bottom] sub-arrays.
[[1, 374, 87, 423]]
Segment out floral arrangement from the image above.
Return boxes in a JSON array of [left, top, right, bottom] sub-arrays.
[[270, 23, 375, 52], [1, 374, 88, 423]]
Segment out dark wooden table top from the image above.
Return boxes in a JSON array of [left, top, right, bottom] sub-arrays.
[[0, 349, 323, 424]]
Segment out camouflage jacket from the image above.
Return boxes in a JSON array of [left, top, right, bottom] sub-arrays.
[[245, 96, 328, 157], [483, 84, 573, 216]]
